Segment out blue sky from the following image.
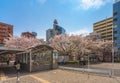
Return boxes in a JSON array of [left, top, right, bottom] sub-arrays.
[[0, 0, 114, 40]]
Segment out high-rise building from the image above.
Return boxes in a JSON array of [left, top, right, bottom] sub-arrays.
[[0, 22, 13, 46], [46, 19, 66, 42], [88, 32, 101, 40], [93, 17, 113, 40], [53, 19, 66, 35], [115, 0, 120, 2], [46, 29, 54, 42], [21, 32, 36, 38], [113, 0, 120, 48]]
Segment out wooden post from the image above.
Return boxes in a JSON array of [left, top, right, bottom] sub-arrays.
[[88, 55, 90, 79]]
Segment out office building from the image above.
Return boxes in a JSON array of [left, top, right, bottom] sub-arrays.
[[21, 32, 36, 38], [46, 29, 54, 42], [88, 32, 101, 40], [53, 19, 66, 35], [115, 0, 120, 2], [46, 19, 66, 42], [0, 22, 13, 46], [113, 0, 120, 48], [93, 17, 113, 40]]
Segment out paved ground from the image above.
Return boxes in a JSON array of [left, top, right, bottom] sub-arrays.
[[89, 63, 120, 69], [1, 76, 42, 83], [61, 63, 120, 76], [33, 69, 120, 83], [1, 69, 120, 83], [59, 66, 111, 75], [0, 63, 120, 83], [61, 63, 120, 69]]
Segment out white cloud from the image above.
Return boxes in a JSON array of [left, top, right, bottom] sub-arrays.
[[69, 28, 92, 36], [59, 0, 111, 10], [79, 0, 110, 10]]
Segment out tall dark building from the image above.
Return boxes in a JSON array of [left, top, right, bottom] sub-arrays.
[[53, 19, 66, 35], [46, 19, 66, 42], [113, 0, 120, 48]]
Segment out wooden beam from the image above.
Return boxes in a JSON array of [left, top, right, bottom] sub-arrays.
[[0, 51, 8, 55]]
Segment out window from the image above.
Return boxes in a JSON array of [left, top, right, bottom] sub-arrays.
[[114, 37, 117, 40], [114, 31, 117, 34], [113, 18, 118, 21], [113, 12, 117, 16]]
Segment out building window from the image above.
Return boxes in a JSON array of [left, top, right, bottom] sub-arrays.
[[113, 12, 117, 16], [114, 31, 117, 34], [114, 37, 117, 40], [113, 18, 118, 21]]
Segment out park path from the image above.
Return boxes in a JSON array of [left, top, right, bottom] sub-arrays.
[[0, 69, 120, 83], [59, 66, 111, 75], [0, 71, 47, 83]]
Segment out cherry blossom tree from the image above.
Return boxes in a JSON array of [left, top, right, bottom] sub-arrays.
[[80, 38, 112, 57], [50, 34, 75, 56], [50, 34, 112, 60], [50, 34, 89, 60], [4, 35, 46, 49]]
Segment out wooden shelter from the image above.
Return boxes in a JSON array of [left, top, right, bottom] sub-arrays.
[[0, 45, 56, 72], [16, 45, 54, 72]]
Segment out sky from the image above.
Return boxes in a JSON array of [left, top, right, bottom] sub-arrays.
[[0, 0, 114, 40]]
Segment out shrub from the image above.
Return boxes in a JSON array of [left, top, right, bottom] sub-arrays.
[[67, 60, 79, 64]]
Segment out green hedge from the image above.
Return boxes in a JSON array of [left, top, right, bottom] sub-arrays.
[[67, 60, 79, 64]]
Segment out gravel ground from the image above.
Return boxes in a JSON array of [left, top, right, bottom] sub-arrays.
[[32, 69, 120, 83], [61, 63, 120, 69], [1, 69, 120, 83], [89, 63, 120, 69], [2, 76, 41, 83]]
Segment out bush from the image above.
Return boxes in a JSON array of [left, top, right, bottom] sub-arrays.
[[67, 60, 79, 64], [58, 60, 79, 65]]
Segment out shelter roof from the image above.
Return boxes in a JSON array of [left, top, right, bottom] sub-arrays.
[[0, 45, 53, 55], [30, 44, 54, 51], [0, 47, 25, 55]]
